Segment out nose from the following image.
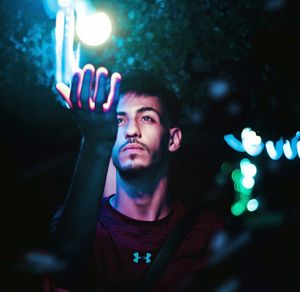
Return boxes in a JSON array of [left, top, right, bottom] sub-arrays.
[[125, 119, 141, 139]]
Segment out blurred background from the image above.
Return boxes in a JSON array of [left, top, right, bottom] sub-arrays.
[[0, 0, 299, 291]]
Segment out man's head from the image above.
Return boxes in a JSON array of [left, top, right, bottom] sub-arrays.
[[111, 70, 182, 175]]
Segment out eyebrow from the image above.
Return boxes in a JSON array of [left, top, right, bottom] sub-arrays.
[[117, 107, 162, 119]]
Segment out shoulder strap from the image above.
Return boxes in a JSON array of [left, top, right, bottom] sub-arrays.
[[133, 206, 202, 292]]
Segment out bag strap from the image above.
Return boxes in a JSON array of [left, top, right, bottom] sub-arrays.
[[133, 206, 202, 292]]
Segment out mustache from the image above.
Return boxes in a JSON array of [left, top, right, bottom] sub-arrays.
[[119, 139, 149, 153]]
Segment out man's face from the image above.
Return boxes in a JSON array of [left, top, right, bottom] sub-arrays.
[[111, 92, 170, 174]]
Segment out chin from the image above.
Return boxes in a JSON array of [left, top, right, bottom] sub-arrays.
[[120, 161, 147, 171], [114, 158, 152, 175], [118, 165, 149, 177]]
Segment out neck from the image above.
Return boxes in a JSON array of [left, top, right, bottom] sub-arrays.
[[111, 163, 173, 221]]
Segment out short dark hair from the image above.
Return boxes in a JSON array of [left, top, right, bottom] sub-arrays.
[[118, 69, 181, 127]]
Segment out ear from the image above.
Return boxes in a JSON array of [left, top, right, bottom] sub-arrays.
[[168, 127, 182, 152]]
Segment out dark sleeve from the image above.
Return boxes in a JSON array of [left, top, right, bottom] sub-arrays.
[[49, 205, 65, 235], [49, 204, 99, 291]]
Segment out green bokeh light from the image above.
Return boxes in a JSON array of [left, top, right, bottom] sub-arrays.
[[231, 201, 246, 216], [231, 169, 242, 181]]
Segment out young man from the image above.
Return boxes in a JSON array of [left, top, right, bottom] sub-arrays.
[[51, 64, 223, 291]]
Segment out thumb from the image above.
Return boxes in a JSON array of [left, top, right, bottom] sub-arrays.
[[56, 82, 72, 109]]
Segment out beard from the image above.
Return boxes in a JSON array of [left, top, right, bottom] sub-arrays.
[[112, 135, 170, 178], [115, 161, 150, 178], [113, 154, 155, 177], [112, 149, 168, 180]]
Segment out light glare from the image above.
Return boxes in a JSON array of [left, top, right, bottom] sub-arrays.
[[76, 12, 112, 46], [58, 0, 72, 8]]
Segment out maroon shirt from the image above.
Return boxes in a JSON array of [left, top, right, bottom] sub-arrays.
[[92, 195, 223, 291]]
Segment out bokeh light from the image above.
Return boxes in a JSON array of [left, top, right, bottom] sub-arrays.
[[241, 176, 255, 189], [240, 159, 257, 177], [247, 198, 259, 212], [231, 201, 246, 216]]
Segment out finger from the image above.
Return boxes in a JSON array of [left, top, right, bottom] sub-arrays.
[[88, 97, 96, 111], [93, 67, 108, 111], [103, 72, 122, 112], [56, 82, 72, 109], [80, 64, 95, 110], [70, 70, 83, 109]]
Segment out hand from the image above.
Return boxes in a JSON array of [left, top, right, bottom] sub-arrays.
[[56, 64, 121, 145]]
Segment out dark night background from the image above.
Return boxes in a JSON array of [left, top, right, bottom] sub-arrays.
[[0, 0, 300, 291]]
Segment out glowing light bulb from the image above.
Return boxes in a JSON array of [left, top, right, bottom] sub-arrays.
[[76, 12, 112, 46], [58, 0, 72, 8]]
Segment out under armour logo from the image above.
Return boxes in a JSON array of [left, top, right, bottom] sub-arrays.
[[133, 252, 152, 264]]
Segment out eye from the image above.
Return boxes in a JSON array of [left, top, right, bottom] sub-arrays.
[[141, 116, 155, 122], [117, 117, 125, 125]]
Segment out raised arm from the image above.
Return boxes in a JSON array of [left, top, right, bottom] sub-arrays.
[[50, 64, 121, 289]]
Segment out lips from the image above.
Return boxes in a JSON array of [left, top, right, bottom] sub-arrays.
[[122, 144, 144, 152]]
